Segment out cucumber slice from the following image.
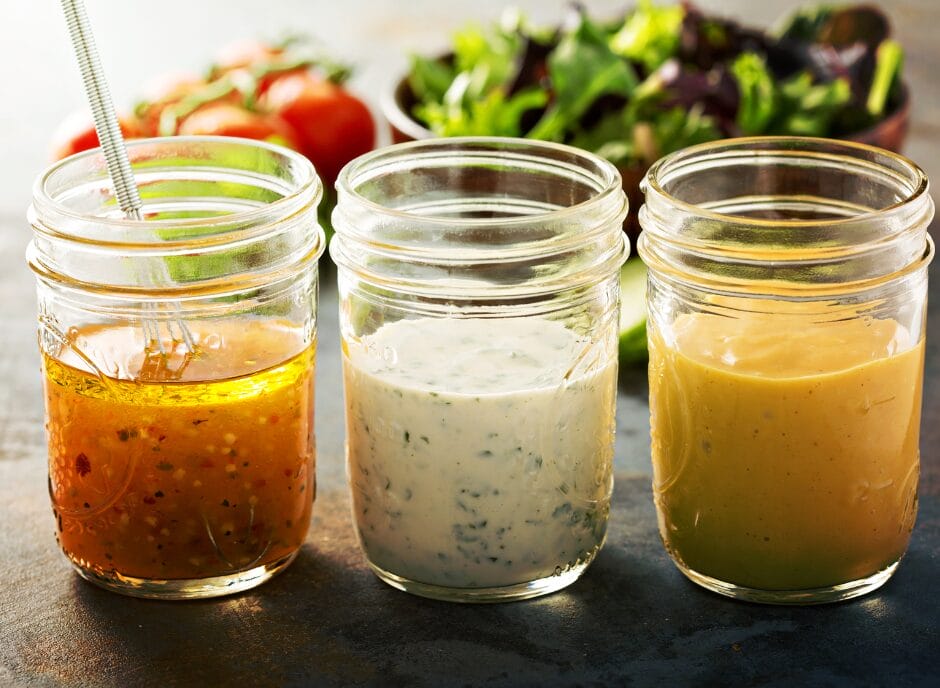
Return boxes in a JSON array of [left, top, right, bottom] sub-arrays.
[[619, 257, 648, 364]]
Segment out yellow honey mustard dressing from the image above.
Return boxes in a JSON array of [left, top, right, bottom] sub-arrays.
[[649, 312, 922, 591]]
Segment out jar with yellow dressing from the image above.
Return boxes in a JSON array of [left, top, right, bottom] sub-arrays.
[[638, 137, 934, 604]]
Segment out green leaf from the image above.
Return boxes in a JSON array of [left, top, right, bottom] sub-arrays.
[[609, 0, 685, 73], [452, 19, 521, 102], [416, 87, 547, 137], [619, 258, 648, 365], [773, 72, 851, 136], [771, 5, 835, 41], [867, 39, 903, 116], [649, 105, 721, 159], [730, 52, 777, 135], [408, 55, 456, 104], [528, 13, 638, 141], [569, 67, 719, 167], [569, 109, 636, 166], [731, 50, 852, 138]]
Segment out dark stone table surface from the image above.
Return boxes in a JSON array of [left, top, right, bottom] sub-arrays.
[[1, 1, 939, 686]]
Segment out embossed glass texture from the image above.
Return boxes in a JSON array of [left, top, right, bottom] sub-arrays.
[[638, 137, 934, 604], [27, 137, 324, 599], [331, 137, 629, 602]]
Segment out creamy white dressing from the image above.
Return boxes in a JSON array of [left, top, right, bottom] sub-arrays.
[[342, 316, 617, 589]]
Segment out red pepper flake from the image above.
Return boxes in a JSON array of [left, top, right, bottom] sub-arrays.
[[154, 491, 164, 498], [143, 496, 156, 505], [75, 453, 91, 477], [200, 460, 215, 469], [253, 479, 267, 488], [269, 415, 279, 425], [158, 435, 167, 442], [283, 468, 292, 477], [156, 461, 174, 471], [192, 419, 208, 426]]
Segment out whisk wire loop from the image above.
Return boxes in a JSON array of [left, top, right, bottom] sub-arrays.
[[60, 0, 196, 363]]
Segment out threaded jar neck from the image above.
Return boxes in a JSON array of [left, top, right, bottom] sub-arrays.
[[28, 136, 323, 300], [330, 137, 629, 300], [638, 137, 934, 297]]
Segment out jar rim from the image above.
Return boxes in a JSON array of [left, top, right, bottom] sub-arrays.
[[642, 136, 929, 230], [331, 136, 629, 299], [335, 136, 624, 228], [638, 136, 935, 297], [28, 136, 324, 298], [32, 136, 321, 235]]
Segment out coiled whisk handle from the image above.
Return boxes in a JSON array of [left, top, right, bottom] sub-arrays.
[[60, 0, 142, 219]]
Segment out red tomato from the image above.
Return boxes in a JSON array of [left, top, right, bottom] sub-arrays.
[[50, 110, 142, 160], [260, 72, 375, 185], [177, 103, 300, 149]]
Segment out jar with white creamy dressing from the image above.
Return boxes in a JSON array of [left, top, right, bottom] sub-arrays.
[[331, 137, 629, 602]]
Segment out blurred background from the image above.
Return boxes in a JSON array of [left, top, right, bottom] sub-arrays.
[[1, 0, 936, 219]]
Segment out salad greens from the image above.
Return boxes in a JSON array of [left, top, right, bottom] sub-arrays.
[[731, 52, 851, 136], [527, 14, 638, 141], [407, 2, 907, 169], [609, 0, 684, 72], [405, 2, 908, 365]]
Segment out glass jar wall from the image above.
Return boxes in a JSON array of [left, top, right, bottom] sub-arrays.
[[638, 137, 934, 604], [331, 137, 629, 602], [27, 137, 324, 599]]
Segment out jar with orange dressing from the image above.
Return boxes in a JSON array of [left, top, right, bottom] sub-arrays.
[[27, 137, 324, 598], [638, 137, 934, 604]]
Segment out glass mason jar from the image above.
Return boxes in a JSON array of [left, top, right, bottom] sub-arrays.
[[27, 137, 324, 599], [638, 137, 934, 604], [331, 137, 629, 602]]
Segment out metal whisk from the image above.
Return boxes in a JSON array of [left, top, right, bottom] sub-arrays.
[[60, 0, 195, 358]]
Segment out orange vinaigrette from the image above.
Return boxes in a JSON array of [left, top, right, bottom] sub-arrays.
[[43, 319, 315, 584]]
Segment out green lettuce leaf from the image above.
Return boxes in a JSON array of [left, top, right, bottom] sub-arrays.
[[528, 12, 638, 141], [774, 72, 851, 136], [730, 52, 777, 135], [415, 87, 547, 137], [408, 54, 456, 104], [609, 0, 685, 73]]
